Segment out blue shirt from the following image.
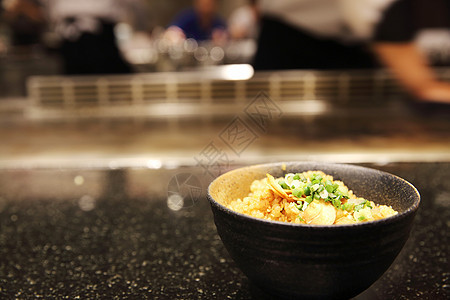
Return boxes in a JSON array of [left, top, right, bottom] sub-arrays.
[[170, 8, 226, 41]]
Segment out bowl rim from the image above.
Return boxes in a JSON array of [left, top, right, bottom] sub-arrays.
[[207, 161, 421, 229]]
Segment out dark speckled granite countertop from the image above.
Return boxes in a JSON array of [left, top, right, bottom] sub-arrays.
[[0, 162, 448, 299]]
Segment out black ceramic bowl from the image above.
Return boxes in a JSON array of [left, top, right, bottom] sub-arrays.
[[207, 162, 420, 299]]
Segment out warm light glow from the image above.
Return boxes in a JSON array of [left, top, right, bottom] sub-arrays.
[[167, 194, 184, 211], [219, 64, 254, 81], [281, 100, 329, 116], [74, 175, 84, 186], [78, 195, 96, 211], [146, 159, 162, 169]]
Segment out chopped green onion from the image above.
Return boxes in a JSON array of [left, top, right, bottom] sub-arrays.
[[278, 180, 289, 189], [342, 203, 353, 211], [354, 204, 363, 212], [332, 198, 342, 209], [292, 188, 304, 198], [354, 200, 371, 212], [338, 187, 349, 198], [304, 186, 311, 196], [305, 196, 313, 204], [311, 184, 320, 192], [290, 180, 301, 189], [325, 183, 335, 193], [319, 189, 328, 199]]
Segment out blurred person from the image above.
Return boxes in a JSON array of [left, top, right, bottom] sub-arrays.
[[42, 0, 147, 75], [372, 0, 450, 104], [165, 0, 227, 44], [253, 0, 450, 104], [228, 0, 259, 40]]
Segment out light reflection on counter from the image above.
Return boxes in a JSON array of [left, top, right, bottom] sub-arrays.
[[219, 64, 254, 81], [146, 160, 162, 169]]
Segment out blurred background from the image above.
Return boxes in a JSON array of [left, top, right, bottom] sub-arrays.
[[0, 1, 449, 299], [0, 0, 449, 168]]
